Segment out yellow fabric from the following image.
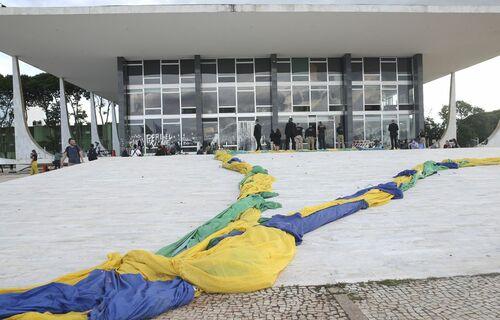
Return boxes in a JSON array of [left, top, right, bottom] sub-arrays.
[[30, 161, 38, 175], [7, 312, 87, 320], [222, 161, 253, 174], [453, 157, 500, 167], [0, 253, 122, 294], [214, 151, 233, 163], [392, 175, 413, 187], [239, 173, 276, 199]]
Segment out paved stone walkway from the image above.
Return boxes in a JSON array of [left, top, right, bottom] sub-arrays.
[[159, 286, 348, 320], [157, 274, 499, 319], [343, 273, 500, 320]]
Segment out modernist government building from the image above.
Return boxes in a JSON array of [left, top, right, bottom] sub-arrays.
[[1, 1, 499, 156]]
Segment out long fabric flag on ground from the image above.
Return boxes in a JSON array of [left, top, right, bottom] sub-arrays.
[[1, 151, 499, 319]]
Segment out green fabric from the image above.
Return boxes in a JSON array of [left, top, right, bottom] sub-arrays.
[[156, 195, 280, 257], [399, 161, 454, 191], [259, 191, 279, 199]]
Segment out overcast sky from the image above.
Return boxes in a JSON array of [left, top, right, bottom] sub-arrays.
[[0, 0, 499, 123]]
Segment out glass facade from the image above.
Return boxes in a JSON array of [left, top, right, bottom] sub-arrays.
[[124, 56, 418, 153]]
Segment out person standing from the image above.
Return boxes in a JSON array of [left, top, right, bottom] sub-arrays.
[[388, 120, 399, 150], [269, 129, 275, 150], [60, 138, 84, 167], [419, 130, 427, 148], [317, 121, 326, 150], [87, 144, 98, 161], [305, 124, 316, 150], [52, 151, 62, 169], [336, 125, 345, 148], [254, 119, 262, 151], [294, 123, 304, 151], [274, 128, 282, 151], [130, 144, 142, 157], [285, 118, 296, 150], [30, 150, 38, 175]]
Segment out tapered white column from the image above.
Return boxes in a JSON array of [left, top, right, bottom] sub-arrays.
[[59, 78, 72, 151], [12, 56, 52, 166], [89, 92, 105, 150], [110, 103, 120, 154], [439, 72, 457, 147]]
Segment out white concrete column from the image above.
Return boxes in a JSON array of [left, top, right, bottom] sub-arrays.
[[59, 78, 72, 151], [11, 56, 52, 166], [89, 92, 105, 150], [439, 72, 457, 147], [110, 102, 120, 154]]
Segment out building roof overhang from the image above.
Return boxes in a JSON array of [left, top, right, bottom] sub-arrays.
[[1, 4, 499, 102]]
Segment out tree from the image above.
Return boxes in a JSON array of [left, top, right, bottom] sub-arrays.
[[424, 116, 444, 144], [0, 74, 13, 128], [439, 100, 485, 125]]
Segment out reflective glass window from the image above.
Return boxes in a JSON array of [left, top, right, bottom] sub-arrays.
[[127, 91, 143, 116], [145, 88, 161, 109], [127, 65, 143, 85], [162, 91, 180, 115], [237, 91, 255, 113], [278, 89, 292, 112], [219, 117, 237, 146], [382, 89, 398, 111], [363, 58, 380, 81], [201, 63, 216, 83], [202, 91, 217, 114], [329, 85, 343, 105], [381, 63, 397, 82], [311, 90, 328, 111], [353, 115, 364, 140], [161, 65, 179, 84], [181, 88, 196, 108], [292, 85, 309, 106], [351, 62, 363, 82], [365, 114, 382, 142], [181, 118, 199, 147], [352, 89, 364, 111], [277, 62, 291, 82], [398, 84, 414, 105], [237, 63, 254, 82], [219, 87, 236, 107], [310, 62, 327, 82], [292, 58, 308, 81], [255, 58, 271, 82], [364, 85, 380, 105], [256, 85, 271, 106]]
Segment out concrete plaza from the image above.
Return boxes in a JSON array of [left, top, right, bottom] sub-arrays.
[[0, 148, 499, 290]]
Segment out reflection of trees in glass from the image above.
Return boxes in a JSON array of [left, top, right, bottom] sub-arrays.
[[365, 115, 382, 142], [238, 121, 253, 151]]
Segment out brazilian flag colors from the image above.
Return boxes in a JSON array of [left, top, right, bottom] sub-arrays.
[[1, 152, 499, 319]]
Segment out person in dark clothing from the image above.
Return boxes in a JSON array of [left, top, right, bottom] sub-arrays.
[[137, 140, 144, 153], [317, 121, 326, 150], [269, 129, 276, 150], [60, 138, 84, 167], [254, 119, 262, 151], [304, 124, 316, 150], [284, 118, 296, 150], [388, 120, 399, 150], [87, 144, 98, 161], [336, 125, 345, 148], [294, 123, 304, 151], [274, 128, 282, 151], [121, 148, 129, 157]]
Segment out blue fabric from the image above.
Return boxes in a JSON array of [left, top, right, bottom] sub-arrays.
[[339, 182, 403, 200], [0, 270, 194, 320], [393, 169, 417, 178], [262, 213, 304, 244], [436, 162, 459, 169], [301, 200, 368, 234], [262, 200, 369, 244], [228, 157, 242, 163]]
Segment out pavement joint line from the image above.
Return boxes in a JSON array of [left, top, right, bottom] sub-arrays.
[[330, 290, 369, 320]]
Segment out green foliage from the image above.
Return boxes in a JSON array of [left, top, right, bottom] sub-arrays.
[[439, 100, 485, 124], [457, 109, 500, 147], [424, 116, 444, 144]]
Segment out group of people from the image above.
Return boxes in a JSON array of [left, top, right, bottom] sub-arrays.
[[386, 120, 430, 150], [254, 118, 345, 151]]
